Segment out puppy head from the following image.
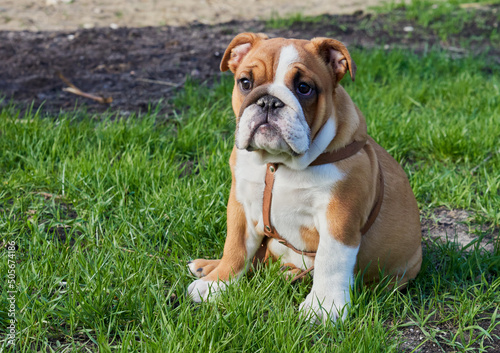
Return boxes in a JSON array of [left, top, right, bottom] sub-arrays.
[[221, 33, 357, 157]]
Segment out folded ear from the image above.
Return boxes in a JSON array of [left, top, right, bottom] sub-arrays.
[[220, 32, 269, 73], [311, 37, 356, 82]]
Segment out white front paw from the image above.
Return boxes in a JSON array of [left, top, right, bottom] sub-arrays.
[[299, 291, 349, 324], [187, 279, 227, 302]]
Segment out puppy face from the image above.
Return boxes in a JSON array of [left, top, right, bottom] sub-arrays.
[[220, 34, 356, 157]]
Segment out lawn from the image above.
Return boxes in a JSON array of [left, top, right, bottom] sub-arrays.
[[1, 19, 500, 353]]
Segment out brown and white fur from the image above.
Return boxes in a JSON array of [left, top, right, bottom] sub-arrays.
[[187, 33, 422, 323]]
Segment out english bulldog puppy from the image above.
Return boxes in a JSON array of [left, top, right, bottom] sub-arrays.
[[187, 33, 422, 323]]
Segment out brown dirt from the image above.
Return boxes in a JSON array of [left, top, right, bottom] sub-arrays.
[[422, 207, 499, 253], [1, 6, 499, 116], [396, 315, 500, 353], [0, 0, 386, 31]]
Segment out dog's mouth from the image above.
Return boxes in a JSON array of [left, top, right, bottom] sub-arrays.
[[248, 122, 274, 142], [239, 110, 296, 154], [249, 123, 283, 151]]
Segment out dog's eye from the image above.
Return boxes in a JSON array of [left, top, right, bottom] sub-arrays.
[[239, 78, 253, 92], [297, 82, 313, 96]]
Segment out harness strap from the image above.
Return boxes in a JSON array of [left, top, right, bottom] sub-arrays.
[[361, 162, 384, 235], [261, 139, 385, 282], [263, 163, 318, 257], [309, 139, 367, 166]]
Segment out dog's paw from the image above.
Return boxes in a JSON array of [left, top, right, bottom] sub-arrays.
[[187, 278, 227, 302], [280, 263, 303, 281], [187, 259, 221, 278], [299, 291, 348, 324]]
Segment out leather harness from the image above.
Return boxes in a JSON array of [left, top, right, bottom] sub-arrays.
[[260, 139, 385, 282]]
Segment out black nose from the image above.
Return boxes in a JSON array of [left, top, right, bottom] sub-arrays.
[[256, 95, 285, 110]]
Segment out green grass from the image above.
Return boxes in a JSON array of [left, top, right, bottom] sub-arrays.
[[266, 11, 325, 29], [266, 0, 500, 45], [1, 48, 499, 352], [375, 0, 500, 41]]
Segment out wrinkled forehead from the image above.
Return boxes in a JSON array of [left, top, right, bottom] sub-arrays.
[[237, 38, 327, 79]]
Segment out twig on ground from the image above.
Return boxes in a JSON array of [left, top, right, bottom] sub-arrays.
[[58, 72, 113, 104], [32, 191, 64, 200], [135, 77, 182, 87], [470, 152, 494, 175]]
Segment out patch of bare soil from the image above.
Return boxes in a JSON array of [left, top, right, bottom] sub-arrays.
[[422, 207, 499, 253], [0, 0, 386, 31], [1, 7, 499, 117], [396, 316, 500, 353]]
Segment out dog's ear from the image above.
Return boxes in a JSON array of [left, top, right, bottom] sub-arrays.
[[220, 32, 269, 73], [311, 37, 356, 82]]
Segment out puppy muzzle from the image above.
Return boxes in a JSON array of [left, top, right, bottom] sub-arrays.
[[235, 83, 310, 155]]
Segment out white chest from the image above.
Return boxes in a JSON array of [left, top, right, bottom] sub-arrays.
[[234, 150, 344, 253]]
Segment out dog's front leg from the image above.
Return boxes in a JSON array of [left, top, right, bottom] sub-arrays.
[[187, 155, 263, 302], [299, 212, 361, 324]]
